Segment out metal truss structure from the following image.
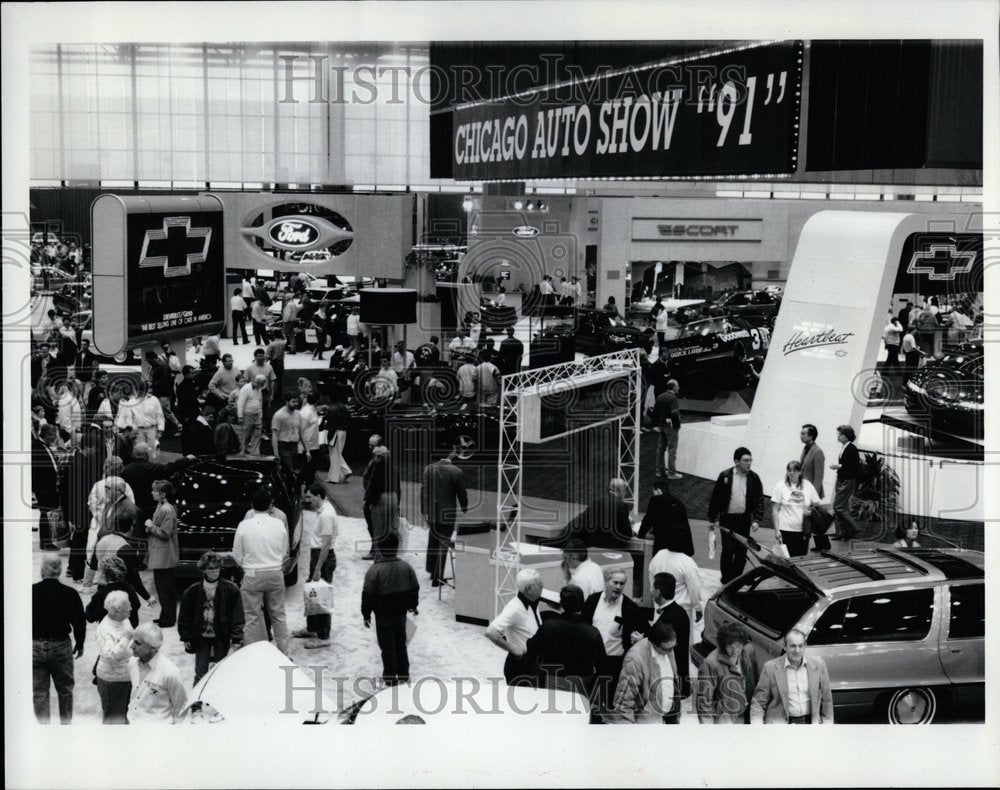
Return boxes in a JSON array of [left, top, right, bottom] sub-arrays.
[[493, 347, 643, 617]]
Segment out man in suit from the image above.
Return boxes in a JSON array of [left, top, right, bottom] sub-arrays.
[[361, 434, 390, 560], [86, 370, 110, 420], [608, 620, 683, 724], [830, 424, 862, 541], [32, 427, 63, 550], [751, 628, 834, 724], [582, 568, 646, 711], [650, 572, 692, 699], [525, 584, 606, 702], [707, 447, 765, 584], [182, 404, 218, 457], [420, 439, 469, 585], [697, 621, 762, 724], [497, 326, 524, 376], [563, 478, 633, 548], [798, 424, 829, 551], [120, 442, 178, 544], [638, 478, 694, 556]]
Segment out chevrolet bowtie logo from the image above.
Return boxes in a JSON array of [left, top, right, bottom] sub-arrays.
[[138, 217, 211, 278], [906, 244, 977, 281]]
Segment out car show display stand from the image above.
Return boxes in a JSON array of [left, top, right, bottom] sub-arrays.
[[679, 391, 751, 416]]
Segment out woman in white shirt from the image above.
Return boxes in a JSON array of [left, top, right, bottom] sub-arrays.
[[95, 589, 135, 724], [771, 460, 822, 557]]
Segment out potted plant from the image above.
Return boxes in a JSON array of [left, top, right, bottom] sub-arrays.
[[850, 452, 901, 536]]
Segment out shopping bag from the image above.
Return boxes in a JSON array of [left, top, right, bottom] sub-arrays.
[[405, 615, 417, 645], [772, 541, 791, 559], [303, 580, 334, 616]]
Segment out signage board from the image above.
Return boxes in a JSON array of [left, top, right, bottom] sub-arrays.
[[451, 41, 802, 180], [632, 218, 764, 242], [893, 232, 982, 296]]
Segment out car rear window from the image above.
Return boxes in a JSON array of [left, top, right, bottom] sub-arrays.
[[808, 588, 934, 645], [719, 568, 819, 637], [948, 584, 984, 639]]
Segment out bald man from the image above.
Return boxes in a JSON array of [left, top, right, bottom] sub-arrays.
[[32, 554, 86, 723]]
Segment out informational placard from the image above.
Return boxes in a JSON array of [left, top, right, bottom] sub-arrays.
[[91, 194, 226, 356], [451, 41, 802, 180]]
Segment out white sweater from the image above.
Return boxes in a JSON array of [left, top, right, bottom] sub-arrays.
[[96, 617, 135, 682]]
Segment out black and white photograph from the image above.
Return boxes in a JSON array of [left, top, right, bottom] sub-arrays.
[[3, 1, 998, 787]]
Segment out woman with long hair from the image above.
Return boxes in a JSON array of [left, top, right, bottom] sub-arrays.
[[324, 401, 353, 483], [145, 479, 179, 627], [771, 460, 822, 557]]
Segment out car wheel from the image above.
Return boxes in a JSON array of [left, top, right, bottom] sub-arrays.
[[884, 687, 937, 724]]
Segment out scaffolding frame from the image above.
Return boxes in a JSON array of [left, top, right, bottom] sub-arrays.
[[493, 347, 643, 617]]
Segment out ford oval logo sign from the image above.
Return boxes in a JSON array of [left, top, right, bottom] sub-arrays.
[[266, 218, 321, 249], [512, 226, 540, 238]]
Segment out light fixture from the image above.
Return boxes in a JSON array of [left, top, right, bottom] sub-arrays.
[[462, 198, 474, 212], [513, 200, 524, 210]]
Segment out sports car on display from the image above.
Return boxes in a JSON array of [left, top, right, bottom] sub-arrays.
[[540, 307, 655, 356], [903, 342, 984, 438], [676, 289, 782, 329], [663, 314, 770, 392]]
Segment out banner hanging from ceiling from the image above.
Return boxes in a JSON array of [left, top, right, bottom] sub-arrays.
[[451, 41, 803, 181]]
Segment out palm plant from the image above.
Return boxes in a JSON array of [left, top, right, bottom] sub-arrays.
[[850, 452, 901, 523]]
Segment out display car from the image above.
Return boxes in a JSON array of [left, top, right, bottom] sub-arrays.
[[692, 541, 985, 723], [478, 303, 519, 333], [903, 342, 984, 439], [172, 455, 303, 586], [628, 295, 705, 319], [676, 289, 781, 328], [540, 307, 655, 356], [662, 315, 769, 391]]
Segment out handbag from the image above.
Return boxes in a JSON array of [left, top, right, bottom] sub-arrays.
[[809, 505, 836, 535], [303, 580, 334, 616]]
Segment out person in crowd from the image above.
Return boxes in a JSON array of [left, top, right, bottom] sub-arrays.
[[127, 623, 187, 724], [897, 299, 913, 332], [654, 299, 671, 352], [32, 423, 63, 550], [829, 424, 862, 541], [95, 589, 134, 724], [374, 355, 399, 401], [145, 350, 182, 437], [562, 478, 632, 548], [75, 339, 99, 387], [245, 347, 277, 406], [86, 555, 145, 629], [539, 274, 555, 298], [772, 460, 823, 557], [603, 295, 621, 317], [456, 354, 478, 404], [229, 288, 249, 345], [236, 375, 267, 455], [582, 568, 646, 712], [468, 312, 483, 348], [560, 540, 605, 599], [559, 276, 571, 303], [497, 326, 524, 376], [100, 417, 134, 466], [361, 533, 420, 687], [198, 333, 221, 372], [346, 306, 362, 353], [182, 403, 218, 457], [650, 378, 682, 480], [696, 621, 762, 724], [265, 335, 288, 403], [281, 293, 300, 354], [650, 572, 691, 698], [249, 296, 269, 348], [608, 620, 682, 724], [525, 584, 605, 701], [178, 551, 244, 684], [485, 568, 543, 686], [638, 478, 694, 557], [648, 530, 703, 635], [900, 325, 924, 379], [115, 380, 164, 459], [751, 628, 833, 724], [324, 400, 352, 484], [86, 369, 111, 418], [708, 447, 765, 584], [62, 424, 108, 579], [882, 312, 903, 379], [310, 301, 328, 360], [206, 354, 240, 412], [145, 480, 179, 627], [362, 436, 393, 558], [291, 484, 339, 649], [420, 440, 469, 585], [55, 380, 84, 444], [947, 303, 974, 345], [32, 554, 85, 724], [232, 487, 290, 656], [271, 391, 309, 480], [391, 340, 416, 389], [298, 391, 322, 489], [448, 327, 476, 366], [370, 456, 402, 558], [477, 352, 501, 406], [798, 423, 827, 549], [81, 456, 135, 591], [893, 520, 922, 548], [415, 335, 441, 366], [914, 299, 941, 356]]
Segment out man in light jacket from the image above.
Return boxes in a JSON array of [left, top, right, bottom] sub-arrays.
[[750, 628, 834, 724], [608, 620, 683, 724]]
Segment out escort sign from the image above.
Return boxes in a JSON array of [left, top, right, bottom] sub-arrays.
[[91, 195, 226, 356], [632, 218, 764, 242], [451, 41, 802, 180]]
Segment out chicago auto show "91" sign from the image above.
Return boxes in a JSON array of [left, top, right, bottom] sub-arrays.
[[451, 41, 802, 180]]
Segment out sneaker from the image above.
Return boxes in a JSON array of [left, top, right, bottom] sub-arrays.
[[304, 638, 331, 649], [292, 628, 317, 639], [667, 473, 684, 480]]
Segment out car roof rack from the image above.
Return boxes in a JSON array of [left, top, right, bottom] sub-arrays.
[[818, 551, 886, 581], [873, 547, 929, 574]]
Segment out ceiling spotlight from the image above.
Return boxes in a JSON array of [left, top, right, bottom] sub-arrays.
[[462, 198, 474, 212], [513, 200, 524, 210], [526, 201, 535, 210]]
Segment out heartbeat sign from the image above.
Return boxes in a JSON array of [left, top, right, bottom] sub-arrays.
[[906, 244, 977, 281], [138, 216, 211, 278]]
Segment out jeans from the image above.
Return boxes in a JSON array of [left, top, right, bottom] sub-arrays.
[[193, 639, 230, 685], [153, 567, 177, 626], [32, 639, 75, 724], [96, 677, 131, 724], [719, 513, 752, 584], [833, 480, 859, 539], [240, 568, 289, 655], [252, 319, 267, 346], [242, 410, 263, 455], [276, 441, 300, 479], [375, 612, 409, 685], [655, 426, 679, 477], [306, 548, 337, 639], [231, 310, 248, 344]]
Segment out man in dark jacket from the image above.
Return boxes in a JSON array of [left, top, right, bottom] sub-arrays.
[[182, 404, 217, 457], [707, 446, 765, 584], [420, 441, 469, 584], [361, 535, 419, 686], [120, 441, 174, 543], [638, 478, 694, 557], [582, 569, 646, 711], [650, 572, 692, 699], [32, 554, 86, 723], [525, 584, 607, 702], [32, 427, 62, 550], [562, 478, 633, 548], [830, 424, 862, 541], [497, 326, 524, 376], [178, 551, 245, 684]]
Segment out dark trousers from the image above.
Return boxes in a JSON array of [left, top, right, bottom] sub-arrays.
[[788, 714, 812, 724], [833, 480, 859, 539], [270, 359, 285, 402], [425, 520, 454, 580], [503, 652, 538, 686], [252, 320, 267, 346], [153, 568, 177, 626], [719, 513, 752, 584], [883, 343, 900, 375], [231, 311, 248, 344], [306, 547, 337, 639], [313, 329, 326, 358], [375, 612, 409, 684], [96, 677, 131, 724], [780, 531, 810, 557], [67, 522, 90, 579], [595, 654, 625, 712], [277, 441, 300, 480], [32, 639, 75, 724], [299, 450, 319, 488]]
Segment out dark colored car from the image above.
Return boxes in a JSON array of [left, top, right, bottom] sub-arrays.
[[678, 289, 781, 329], [541, 307, 655, 356], [172, 456, 303, 586], [479, 304, 518, 333], [693, 542, 985, 724], [904, 342, 984, 439], [663, 315, 769, 392]]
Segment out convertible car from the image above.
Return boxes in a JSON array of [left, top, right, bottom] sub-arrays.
[[903, 342, 984, 439], [662, 314, 770, 392]]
